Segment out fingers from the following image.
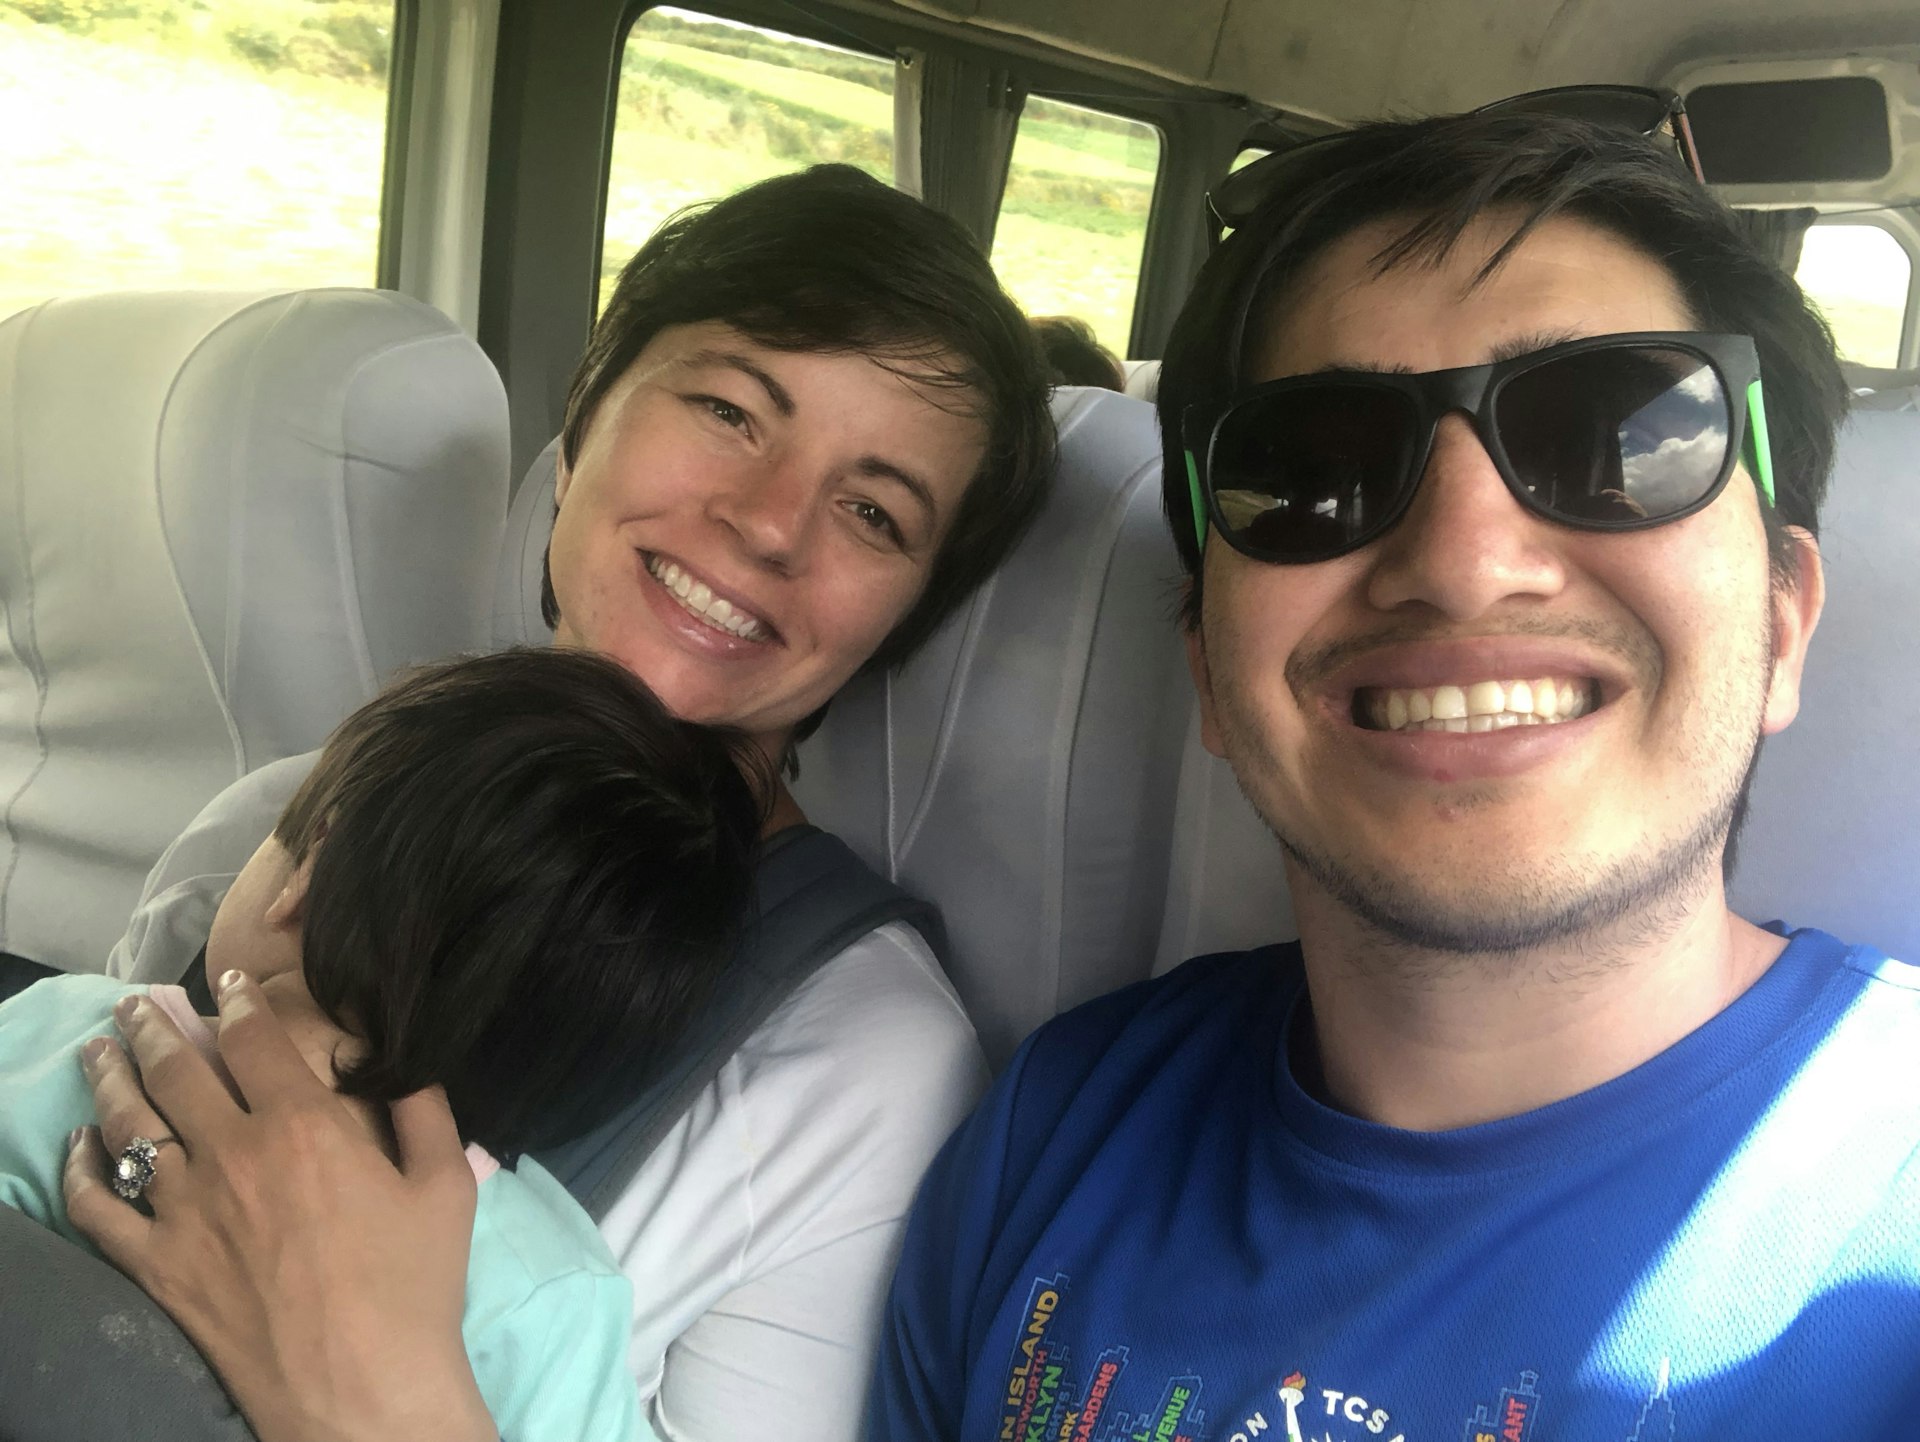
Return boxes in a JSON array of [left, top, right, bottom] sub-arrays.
[[208, 970, 339, 1109], [388, 1086, 475, 1195], [84, 1032, 183, 1159], [63, 1125, 155, 1271], [107, 994, 241, 1149]]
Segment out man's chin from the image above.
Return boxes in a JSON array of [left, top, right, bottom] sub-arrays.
[[1278, 828, 1726, 965]]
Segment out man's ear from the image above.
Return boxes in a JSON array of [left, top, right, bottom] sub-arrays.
[[262, 849, 318, 931], [1762, 526, 1825, 736], [1181, 584, 1229, 759]]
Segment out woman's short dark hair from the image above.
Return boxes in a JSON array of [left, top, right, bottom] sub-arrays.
[[1031, 314, 1126, 391], [274, 648, 767, 1161], [548, 163, 1056, 677], [1159, 112, 1850, 625]]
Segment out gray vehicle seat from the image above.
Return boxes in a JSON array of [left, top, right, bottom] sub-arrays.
[[498, 387, 1191, 1067], [1154, 404, 1920, 971], [0, 1203, 254, 1441], [1732, 408, 1920, 956], [0, 290, 509, 974], [795, 387, 1190, 1065], [1842, 363, 1920, 411]]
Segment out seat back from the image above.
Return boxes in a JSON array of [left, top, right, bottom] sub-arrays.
[[0, 290, 508, 972], [1730, 407, 1920, 958], [794, 388, 1190, 1064], [1153, 404, 1920, 971]]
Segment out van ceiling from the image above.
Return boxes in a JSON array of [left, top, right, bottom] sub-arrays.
[[885, 0, 1920, 121]]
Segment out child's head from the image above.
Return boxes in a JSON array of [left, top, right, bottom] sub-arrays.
[[204, 648, 766, 1160]]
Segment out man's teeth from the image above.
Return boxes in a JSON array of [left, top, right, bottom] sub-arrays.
[[646, 557, 767, 640], [1363, 678, 1595, 733]]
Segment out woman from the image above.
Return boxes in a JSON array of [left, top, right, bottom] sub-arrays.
[[62, 163, 1055, 1442]]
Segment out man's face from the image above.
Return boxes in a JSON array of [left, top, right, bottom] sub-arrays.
[[547, 321, 988, 752], [1190, 212, 1823, 952]]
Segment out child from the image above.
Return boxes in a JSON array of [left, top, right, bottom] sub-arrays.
[[0, 647, 767, 1442]]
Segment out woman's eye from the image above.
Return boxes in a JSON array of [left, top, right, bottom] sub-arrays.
[[692, 395, 749, 430], [849, 500, 904, 545]]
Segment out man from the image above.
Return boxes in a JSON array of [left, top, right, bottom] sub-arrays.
[[871, 111, 1920, 1439]]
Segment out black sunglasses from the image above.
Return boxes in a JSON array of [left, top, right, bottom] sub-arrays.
[[1181, 332, 1775, 565], [1207, 85, 1704, 245]]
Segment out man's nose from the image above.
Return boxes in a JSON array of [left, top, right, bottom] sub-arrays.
[[707, 457, 820, 571], [1364, 414, 1566, 619]]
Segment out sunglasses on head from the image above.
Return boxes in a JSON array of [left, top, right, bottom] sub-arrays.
[[1207, 85, 1704, 246], [1181, 332, 1775, 564]]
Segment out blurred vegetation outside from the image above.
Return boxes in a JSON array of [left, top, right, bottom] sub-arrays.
[[991, 96, 1160, 357], [2, 1, 1161, 357], [0, 0, 391, 319]]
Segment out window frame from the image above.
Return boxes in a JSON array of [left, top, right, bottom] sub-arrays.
[[476, 0, 1254, 479], [992, 88, 1168, 360]]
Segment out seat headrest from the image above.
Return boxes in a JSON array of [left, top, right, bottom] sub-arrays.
[[496, 437, 561, 648], [0, 289, 508, 971], [1123, 359, 1161, 402]]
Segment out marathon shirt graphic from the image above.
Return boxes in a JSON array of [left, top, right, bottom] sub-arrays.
[[993, 1274, 1415, 1442], [989, 1278, 1709, 1442]]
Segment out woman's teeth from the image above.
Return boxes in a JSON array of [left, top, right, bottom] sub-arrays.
[[1361, 677, 1596, 733], [646, 557, 768, 641]]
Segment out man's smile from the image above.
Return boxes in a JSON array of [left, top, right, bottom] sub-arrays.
[[1354, 677, 1599, 732]]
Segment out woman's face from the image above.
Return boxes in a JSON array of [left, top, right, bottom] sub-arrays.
[[546, 322, 990, 749]]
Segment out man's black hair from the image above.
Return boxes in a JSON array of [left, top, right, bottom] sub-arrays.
[[546, 163, 1055, 684], [1031, 314, 1126, 391], [275, 648, 767, 1162], [1159, 112, 1851, 627]]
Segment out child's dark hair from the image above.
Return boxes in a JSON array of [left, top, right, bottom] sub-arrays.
[[274, 648, 768, 1161]]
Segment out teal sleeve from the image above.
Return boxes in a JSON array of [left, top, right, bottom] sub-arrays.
[[465, 1268, 653, 1442], [0, 974, 138, 1247]]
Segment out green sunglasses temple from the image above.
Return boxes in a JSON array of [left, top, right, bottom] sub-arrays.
[[1184, 379, 1778, 555]]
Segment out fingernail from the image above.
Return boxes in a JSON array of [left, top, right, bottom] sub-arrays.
[[67, 1127, 86, 1152], [81, 1036, 113, 1071], [218, 969, 245, 996], [113, 994, 142, 1027]]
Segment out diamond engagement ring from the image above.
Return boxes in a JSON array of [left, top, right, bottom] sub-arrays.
[[110, 1135, 173, 1203]]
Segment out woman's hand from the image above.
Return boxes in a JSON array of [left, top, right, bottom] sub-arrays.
[[63, 971, 498, 1442]]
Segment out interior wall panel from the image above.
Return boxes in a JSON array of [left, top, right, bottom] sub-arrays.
[[942, 0, 1920, 119], [968, 0, 1232, 88], [1207, 0, 1414, 120]]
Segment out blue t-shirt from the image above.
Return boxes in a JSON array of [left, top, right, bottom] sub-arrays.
[[872, 928, 1920, 1441]]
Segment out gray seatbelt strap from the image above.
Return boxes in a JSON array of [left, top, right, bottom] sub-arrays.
[[535, 825, 947, 1219]]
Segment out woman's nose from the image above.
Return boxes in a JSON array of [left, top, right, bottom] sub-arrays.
[[708, 459, 819, 571]]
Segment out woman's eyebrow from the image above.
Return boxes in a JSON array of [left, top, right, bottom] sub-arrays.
[[678, 349, 796, 417], [856, 457, 936, 522]]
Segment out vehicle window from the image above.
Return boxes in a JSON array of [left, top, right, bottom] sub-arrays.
[[601, 6, 893, 314], [991, 98, 1162, 358], [0, 0, 396, 320], [1795, 223, 1912, 369]]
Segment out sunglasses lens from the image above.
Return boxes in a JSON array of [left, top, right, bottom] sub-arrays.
[[1493, 346, 1733, 524], [1209, 385, 1421, 558]]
